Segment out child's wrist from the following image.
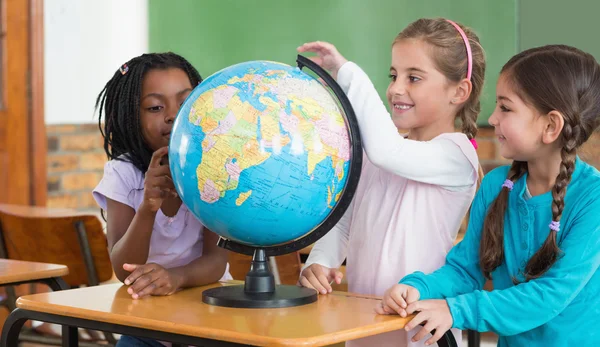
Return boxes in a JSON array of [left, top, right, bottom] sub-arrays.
[[170, 268, 186, 289], [138, 202, 158, 218]]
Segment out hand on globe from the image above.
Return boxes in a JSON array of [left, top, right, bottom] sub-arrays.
[[141, 147, 178, 213], [297, 41, 348, 80], [298, 263, 344, 295]]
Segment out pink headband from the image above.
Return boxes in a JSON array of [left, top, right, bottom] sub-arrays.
[[446, 19, 473, 81]]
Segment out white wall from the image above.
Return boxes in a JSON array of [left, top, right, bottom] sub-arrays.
[[44, 0, 148, 124]]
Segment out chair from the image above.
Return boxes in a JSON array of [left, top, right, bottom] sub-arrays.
[[0, 203, 115, 346]]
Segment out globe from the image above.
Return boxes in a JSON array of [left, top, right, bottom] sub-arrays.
[[170, 58, 360, 248], [169, 56, 361, 308]]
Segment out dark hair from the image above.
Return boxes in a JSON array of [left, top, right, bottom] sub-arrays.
[[395, 18, 486, 140], [96, 52, 202, 173], [480, 45, 600, 281]]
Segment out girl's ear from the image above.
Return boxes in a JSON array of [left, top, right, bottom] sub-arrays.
[[450, 78, 473, 105], [542, 110, 565, 145]]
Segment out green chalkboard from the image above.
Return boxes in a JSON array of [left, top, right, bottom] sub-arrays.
[[520, 0, 600, 61], [149, 0, 518, 124]]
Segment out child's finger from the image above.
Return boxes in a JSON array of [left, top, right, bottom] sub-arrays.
[[426, 326, 448, 346], [123, 263, 153, 285], [411, 321, 435, 343], [405, 311, 428, 331], [147, 165, 171, 178], [123, 263, 138, 272], [405, 288, 420, 304], [305, 56, 324, 67], [316, 272, 333, 293], [149, 147, 169, 168], [374, 301, 388, 315], [308, 275, 329, 294], [132, 281, 160, 299], [298, 276, 315, 290], [333, 270, 343, 284], [406, 300, 426, 315], [297, 41, 333, 54], [383, 295, 404, 315], [304, 270, 328, 294], [391, 291, 408, 309], [383, 304, 397, 315]]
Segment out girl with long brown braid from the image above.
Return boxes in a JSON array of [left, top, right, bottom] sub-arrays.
[[380, 45, 600, 346]]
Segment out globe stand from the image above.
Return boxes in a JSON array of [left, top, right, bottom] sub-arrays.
[[202, 55, 362, 309], [202, 248, 317, 308]]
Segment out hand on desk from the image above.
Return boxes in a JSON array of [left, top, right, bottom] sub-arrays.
[[298, 263, 343, 294], [123, 263, 183, 299], [403, 299, 453, 346], [375, 284, 453, 346], [375, 284, 420, 317]]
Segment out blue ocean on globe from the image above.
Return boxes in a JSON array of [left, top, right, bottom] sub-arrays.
[[169, 60, 353, 247]]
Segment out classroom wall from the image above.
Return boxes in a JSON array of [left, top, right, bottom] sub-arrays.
[[148, 0, 518, 124], [44, 0, 148, 125], [45, 1, 600, 211], [519, 0, 600, 59]]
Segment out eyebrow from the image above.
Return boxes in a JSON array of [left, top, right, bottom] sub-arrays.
[[141, 88, 193, 101], [497, 95, 513, 103], [389, 67, 428, 74]]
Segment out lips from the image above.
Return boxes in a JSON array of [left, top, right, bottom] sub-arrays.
[[392, 102, 414, 113]]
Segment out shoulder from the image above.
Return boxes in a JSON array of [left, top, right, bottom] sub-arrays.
[[433, 132, 480, 170], [477, 165, 511, 204], [567, 158, 600, 214], [101, 156, 144, 190]]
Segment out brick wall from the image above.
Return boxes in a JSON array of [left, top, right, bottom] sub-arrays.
[[45, 125, 599, 211], [46, 124, 106, 212]]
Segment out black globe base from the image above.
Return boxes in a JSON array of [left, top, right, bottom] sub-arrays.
[[202, 284, 317, 308], [202, 248, 317, 308]]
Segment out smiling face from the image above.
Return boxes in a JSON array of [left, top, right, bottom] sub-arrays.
[[140, 68, 193, 152], [488, 74, 551, 161], [386, 39, 458, 133]]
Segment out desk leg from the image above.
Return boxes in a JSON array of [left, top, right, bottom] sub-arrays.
[[436, 330, 458, 347], [2, 308, 32, 347], [468, 330, 481, 347], [1, 278, 77, 347], [42, 276, 70, 291], [1, 308, 79, 347], [2, 308, 251, 347], [61, 324, 79, 347]]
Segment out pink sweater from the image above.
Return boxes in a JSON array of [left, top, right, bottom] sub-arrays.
[[304, 62, 479, 347]]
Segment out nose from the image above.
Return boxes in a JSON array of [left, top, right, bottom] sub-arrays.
[[388, 79, 406, 96], [165, 105, 177, 124], [488, 109, 499, 127]]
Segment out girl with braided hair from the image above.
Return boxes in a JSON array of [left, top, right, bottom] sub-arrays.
[[92, 53, 231, 308], [384, 45, 600, 346]]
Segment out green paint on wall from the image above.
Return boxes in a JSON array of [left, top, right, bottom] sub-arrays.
[[149, 0, 517, 124], [519, 0, 600, 60]]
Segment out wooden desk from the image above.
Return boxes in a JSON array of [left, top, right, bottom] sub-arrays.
[[0, 259, 69, 289], [0, 259, 73, 345], [2, 282, 457, 347]]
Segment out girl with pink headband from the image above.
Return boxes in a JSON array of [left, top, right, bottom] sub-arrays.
[[297, 18, 485, 347]]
